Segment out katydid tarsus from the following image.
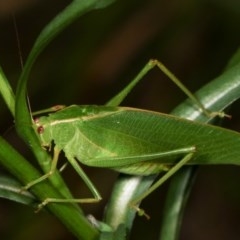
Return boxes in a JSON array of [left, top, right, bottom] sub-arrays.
[[24, 59, 239, 219]]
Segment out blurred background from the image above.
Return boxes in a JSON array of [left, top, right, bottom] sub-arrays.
[[0, 0, 240, 239]]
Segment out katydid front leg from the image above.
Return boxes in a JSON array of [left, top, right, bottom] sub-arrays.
[[32, 105, 66, 116], [21, 147, 61, 192], [34, 147, 102, 211]]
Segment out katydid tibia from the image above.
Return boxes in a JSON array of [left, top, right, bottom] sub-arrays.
[[26, 60, 238, 218]]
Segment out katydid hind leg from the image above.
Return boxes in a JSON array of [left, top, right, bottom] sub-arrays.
[[130, 151, 195, 219], [106, 59, 226, 118], [106, 61, 155, 107]]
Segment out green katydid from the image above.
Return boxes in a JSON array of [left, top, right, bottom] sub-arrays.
[[25, 60, 239, 218]]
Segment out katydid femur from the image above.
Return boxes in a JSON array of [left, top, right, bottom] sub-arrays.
[[25, 60, 238, 218]]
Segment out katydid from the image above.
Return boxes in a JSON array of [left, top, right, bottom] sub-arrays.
[[26, 60, 239, 218]]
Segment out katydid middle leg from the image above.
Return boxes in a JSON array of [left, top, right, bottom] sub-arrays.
[[33, 148, 102, 211]]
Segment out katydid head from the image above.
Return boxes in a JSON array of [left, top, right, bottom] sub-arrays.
[[33, 116, 52, 148]]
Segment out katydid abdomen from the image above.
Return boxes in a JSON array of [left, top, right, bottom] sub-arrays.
[[34, 104, 240, 178]]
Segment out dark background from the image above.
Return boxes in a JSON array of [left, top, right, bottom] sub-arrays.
[[0, 0, 240, 239]]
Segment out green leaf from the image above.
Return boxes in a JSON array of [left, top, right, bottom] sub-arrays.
[[0, 174, 36, 206], [15, 0, 117, 200], [16, 0, 117, 137], [0, 67, 15, 116], [159, 167, 197, 240]]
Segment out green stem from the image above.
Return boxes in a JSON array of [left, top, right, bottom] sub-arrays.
[[0, 137, 98, 240], [0, 67, 15, 116]]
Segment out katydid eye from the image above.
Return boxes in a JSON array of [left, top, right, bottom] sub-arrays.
[[37, 126, 44, 134]]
